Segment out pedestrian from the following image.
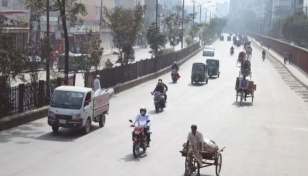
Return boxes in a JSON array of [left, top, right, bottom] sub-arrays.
[[283, 52, 288, 64], [288, 52, 292, 64], [93, 75, 101, 91], [267, 44, 270, 50], [105, 58, 113, 69]]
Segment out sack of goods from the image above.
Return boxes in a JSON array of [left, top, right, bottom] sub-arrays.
[[203, 138, 219, 153]]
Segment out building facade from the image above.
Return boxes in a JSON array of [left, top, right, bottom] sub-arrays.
[[0, 0, 29, 49]]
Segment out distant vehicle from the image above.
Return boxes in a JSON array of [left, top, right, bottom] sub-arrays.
[[203, 45, 215, 56], [227, 36, 231, 41], [206, 59, 220, 78], [25, 55, 46, 71], [191, 62, 209, 85], [220, 36, 224, 41]]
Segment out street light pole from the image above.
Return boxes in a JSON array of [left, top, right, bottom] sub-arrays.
[[181, 0, 184, 49], [192, 0, 195, 27]]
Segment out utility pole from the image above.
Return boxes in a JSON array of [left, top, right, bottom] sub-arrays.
[[192, 0, 195, 27], [46, 0, 50, 99], [155, 0, 158, 55], [181, 0, 184, 49], [199, 5, 202, 23], [100, 0, 103, 24]]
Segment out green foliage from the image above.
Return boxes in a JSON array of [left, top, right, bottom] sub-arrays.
[[80, 30, 104, 70], [146, 23, 167, 55], [104, 3, 145, 65], [282, 11, 308, 43], [162, 48, 174, 55], [24, 0, 88, 78], [0, 32, 28, 87], [185, 37, 194, 46], [163, 6, 184, 48], [201, 17, 227, 43], [189, 23, 202, 39]]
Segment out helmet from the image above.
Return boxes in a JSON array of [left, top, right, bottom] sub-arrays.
[[158, 79, 162, 82], [174, 61, 177, 64], [140, 106, 147, 114], [96, 75, 100, 78]]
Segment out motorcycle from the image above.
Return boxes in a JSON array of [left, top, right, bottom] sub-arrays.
[[151, 91, 165, 113], [171, 69, 179, 83], [129, 119, 150, 158]]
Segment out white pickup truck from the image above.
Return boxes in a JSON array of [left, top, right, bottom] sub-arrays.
[[48, 86, 109, 134]]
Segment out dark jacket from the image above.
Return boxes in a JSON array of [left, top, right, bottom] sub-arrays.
[[171, 64, 179, 71], [153, 83, 168, 93]]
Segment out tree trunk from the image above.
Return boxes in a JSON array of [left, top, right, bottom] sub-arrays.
[[59, 0, 69, 85]]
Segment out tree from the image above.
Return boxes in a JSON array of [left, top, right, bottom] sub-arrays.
[[24, 0, 87, 82], [163, 6, 184, 49], [282, 11, 308, 44], [104, 3, 145, 65], [0, 31, 28, 116], [80, 30, 104, 70], [146, 23, 167, 56]]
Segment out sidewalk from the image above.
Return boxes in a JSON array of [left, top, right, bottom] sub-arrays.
[[252, 38, 308, 89]]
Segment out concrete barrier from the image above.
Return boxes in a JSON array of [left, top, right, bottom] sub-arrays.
[[0, 43, 206, 132]]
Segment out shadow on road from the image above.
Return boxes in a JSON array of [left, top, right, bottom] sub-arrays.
[[232, 101, 253, 107], [187, 83, 206, 87], [35, 125, 101, 142], [120, 153, 148, 162], [209, 77, 219, 80], [0, 121, 46, 143]]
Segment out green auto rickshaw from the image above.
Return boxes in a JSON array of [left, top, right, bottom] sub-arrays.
[[191, 62, 209, 85], [206, 59, 220, 78], [58, 53, 91, 72], [124, 49, 135, 62]]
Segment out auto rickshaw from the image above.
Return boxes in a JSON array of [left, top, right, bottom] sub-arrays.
[[206, 59, 220, 78], [227, 36, 231, 41], [191, 62, 209, 85], [124, 49, 135, 62], [58, 53, 91, 72], [219, 36, 224, 41]]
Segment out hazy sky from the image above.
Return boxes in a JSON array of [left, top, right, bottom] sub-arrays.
[[186, 0, 230, 6]]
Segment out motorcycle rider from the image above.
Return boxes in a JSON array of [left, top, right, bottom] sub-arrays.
[[171, 61, 180, 78], [230, 46, 234, 54], [152, 79, 168, 103], [131, 107, 151, 147]]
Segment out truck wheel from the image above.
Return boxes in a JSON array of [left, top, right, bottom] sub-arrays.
[[52, 126, 59, 134], [99, 115, 106, 127], [83, 118, 91, 134]]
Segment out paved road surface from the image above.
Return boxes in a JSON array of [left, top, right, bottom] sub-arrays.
[[1, 37, 308, 176]]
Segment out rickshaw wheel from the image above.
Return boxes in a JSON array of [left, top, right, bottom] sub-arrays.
[[240, 91, 243, 105], [99, 114, 106, 127], [184, 157, 193, 176], [215, 153, 222, 176]]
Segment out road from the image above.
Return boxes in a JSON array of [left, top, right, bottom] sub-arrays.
[[1, 36, 308, 176]]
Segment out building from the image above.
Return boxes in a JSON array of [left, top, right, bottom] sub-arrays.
[[0, 0, 29, 49]]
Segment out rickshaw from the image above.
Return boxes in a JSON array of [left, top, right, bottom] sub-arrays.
[[191, 62, 209, 85], [206, 59, 220, 78], [219, 36, 224, 41], [58, 53, 91, 72], [180, 147, 225, 176], [235, 77, 256, 105]]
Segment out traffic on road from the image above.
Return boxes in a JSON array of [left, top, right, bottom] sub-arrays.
[[1, 34, 308, 176]]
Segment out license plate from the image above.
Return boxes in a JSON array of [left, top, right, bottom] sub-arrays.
[[59, 119, 66, 124]]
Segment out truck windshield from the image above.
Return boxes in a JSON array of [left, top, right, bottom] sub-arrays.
[[50, 90, 84, 109]]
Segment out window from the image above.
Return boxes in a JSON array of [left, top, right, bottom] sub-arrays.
[[2, 0, 8, 7]]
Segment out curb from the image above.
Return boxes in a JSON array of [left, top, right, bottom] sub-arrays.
[[251, 39, 308, 90]]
